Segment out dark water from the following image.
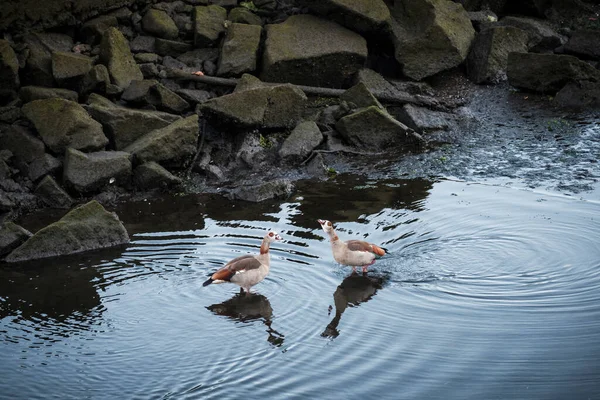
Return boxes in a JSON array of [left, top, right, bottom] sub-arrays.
[[1, 173, 600, 399]]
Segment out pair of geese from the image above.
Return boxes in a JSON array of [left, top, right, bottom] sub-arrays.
[[203, 219, 386, 293]]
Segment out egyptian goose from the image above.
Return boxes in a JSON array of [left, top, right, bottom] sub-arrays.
[[318, 219, 386, 273], [203, 230, 282, 293]]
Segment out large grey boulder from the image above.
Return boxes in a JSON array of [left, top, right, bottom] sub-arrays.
[[467, 26, 529, 84], [564, 30, 600, 60], [63, 148, 132, 193], [133, 161, 182, 190], [0, 222, 32, 258], [81, 15, 119, 44], [0, 125, 45, 165], [121, 79, 189, 113], [340, 81, 383, 109], [124, 114, 199, 167], [51, 51, 93, 90], [278, 121, 323, 162], [155, 38, 193, 57], [554, 81, 600, 109], [390, 0, 475, 81], [28, 153, 61, 182], [301, 0, 391, 34], [87, 100, 182, 150], [5, 200, 129, 263], [194, 5, 227, 47], [142, 9, 179, 39], [34, 175, 74, 209], [22, 98, 108, 154], [19, 86, 79, 103], [199, 82, 307, 130], [0, 39, 19, 94], [217, 23, 262, 77], [336, 106, 423, 149], [99, 27, 143, 90], [81, 64, 112, 94], [230, 179, 294, 202], [22, 33, 73, 87], [507, 52, 600, 93], [228, 7, 262, 26], [497, 16, 565, 53], [261, 14, 368, 88]]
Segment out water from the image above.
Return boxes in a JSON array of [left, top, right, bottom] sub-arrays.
[[1, 174, 599, 399]]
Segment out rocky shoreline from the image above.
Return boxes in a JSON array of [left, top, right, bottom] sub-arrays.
[[1, 0, 599, 262]]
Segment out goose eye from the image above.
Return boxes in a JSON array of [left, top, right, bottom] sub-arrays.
[[327, 221, 332, 227], [269, 232, 274, 237]]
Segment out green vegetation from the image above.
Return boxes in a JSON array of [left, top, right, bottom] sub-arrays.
[[259, 134, 272, 149], [240, 1, 258, 11]]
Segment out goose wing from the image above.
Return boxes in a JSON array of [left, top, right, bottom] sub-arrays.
[[346, 240, 386, 256]]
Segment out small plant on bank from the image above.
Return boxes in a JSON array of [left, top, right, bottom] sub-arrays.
[[240, 1, 258, 11], [259, 134, 272, 149]]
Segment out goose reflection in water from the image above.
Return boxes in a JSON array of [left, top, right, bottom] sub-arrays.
[[207, 293, 284, 346], [322, 272, 386, 338]]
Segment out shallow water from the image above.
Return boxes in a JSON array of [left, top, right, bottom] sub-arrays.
[[1, 174, 600, 399]]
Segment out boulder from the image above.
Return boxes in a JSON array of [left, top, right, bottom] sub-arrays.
[[133, 161, 182, 190], [217, 23, 262, 77], [19, 86, 79, 103], [228, 7, 262, 26], [154, 38, 193, 57], [554, 81, 600, 109], [63, 148, 132, 193], [194, 5, 227, 47], [134, 53, 160, 63], [0, 222, 32, 258], [28, 153, 62, 182], [34, 175, 74, 209], [497, 16, 565, 53], [507, 52, 600, 93], [80, 15, 119, 44], [199, 83, 307, 129], [261, 15, 368, 88], [81, 64, 111, 94], [22, 98, 108, 154], [99, 27, 143, 90], [142, 9, 179, 39], [176, 89, 212, 104], [229, 179, 294, 202], [335, 105, 423, 148], [301, 0, 391, 34], [139, 63, 160, 78], [278, 121, 323, 162], [87, 101, 182, 149], [177, 48, 219, 68], [0, 125, 46, 165], [0, 39, 19, 93], [340, 81, 383, 109], [468, 10, 498, 31], [22, 33, 73, 87], [124, 114, 199, 167], [121, 79, 190, 113], [51, 51, 93, 89], [4, 200, 129, 262], [393, 104, 456, 133], [390, 0, 475, 81], [130, 35, 156, 53], [0, 106, 21, 124], [564, 30, 600, 60], [467, 26, 529, 84]]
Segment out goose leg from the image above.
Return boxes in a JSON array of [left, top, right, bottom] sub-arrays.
[[352, 266, 357, 273], [362, 265, 368, 273]]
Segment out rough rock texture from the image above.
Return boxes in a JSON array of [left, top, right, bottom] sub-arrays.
[[22, 98, 108, 154], [0, 39, 20, 93], [393, 104, 457, 134], [81, 64, 112, 94], [34, 175, 74, 209], [467, 26, 529, 84], [199, 83, 307, 129], [87, 100, 182, 149], [81, 15, 119, 44], [194, 5, 227, 47], [28, 153, 61, 182], [19, 86, 79, 103], [228, 7, 262, 26], [340, 81, 383, 109], [554, 81, 600, 109], [130, 35, 156, 53], [142, 9, 179, 39], [564, 30, 600, 60], [154, 38, 192, 57], [279, 121, 323, 162], [0, 125, 45, 165], [261, 15, 368, 88], [336, 106, 423, 148], [121, 79, 189, 113], [217, 23, 262, 77], [21, 33, 73, 87], [390, 0, 475, 81], [51, 51, 93, 89], [301, 0, 391, 34], [0, 222, 32, 258], [497, 16, 565, 53], [133, 161, 182, 189], [230, 179, 294, 202], [507, 52, 600, 93], [63, 148, 132, 193], [5, 200, 129, 263], [100, 27, 143, 90], [124, 114, 199, 167]]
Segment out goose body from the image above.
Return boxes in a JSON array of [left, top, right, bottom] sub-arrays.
[[318, 219, 385, 272], [203, 230, 282, 293]]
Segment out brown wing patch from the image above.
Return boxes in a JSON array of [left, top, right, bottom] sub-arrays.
[[346, 240, 374, 252], [371, 244, 386, 256], [211, 266, 235, 282], [212, 255, 260, 281]]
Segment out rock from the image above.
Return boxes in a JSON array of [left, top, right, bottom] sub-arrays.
[[335, 105, 423, 149], [0, 125, 45, 165], [340, 81, 383, 109], [0, 106, 21, 123], [217, 23, 262, 77], [393, 104, 455, 134], [230, 179, 294, 202], [51, 51, 93, 89], [81, 15, 119, 44], [22, 33, 73, 87], [564, 30, 600, 60], [278, 121, 323, 162], [121, 79, 190, 113], [135, 52, 160, 63], [28, 153, 62, 182], [124, 114, 199, 167], [99, 27, 143, 91], [212, 0, 237, 7], [194, 5, 227, 47], [390, 0, 475, 81], [0, 39, 20, 93], [63, 148, 132, 193], [133, 161, 182, 189], [0, 191, 15, 212], [86, 92, 117, 108], [34, 175, 74, 209], [177, 48, 219, 68], [228, 7, 262, 26], [130, 35, 156, 53], [262, 14, 368, 88], [81, 64, 111, 94], [0, 159, 10, 179], [0, 222, 32, 258], [507, 52, 600, 93], [497, 16, 565, 53], [87, 101, 181, 149], [139, 63, 160, 78], [5, 200, 129, 262], [467, 26, 529, 84], [554, 81, 600, 109], [176, 88, 211, 104], [22, 98, 108, 154], [199, 83, 307, 130], [154, 38, 193, 57], [468, 10, 498, 31], [142, 9, 180, 39], [301, 0, 391, 34], [19, 86, 79, 103]]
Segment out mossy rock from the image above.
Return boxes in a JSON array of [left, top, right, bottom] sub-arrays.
[[100, 27, 143, 90], [194, 5, 227, 47], [228, 7, 262, 26], [0, 39, 19, 91], [142, 9, 179, 40], [302, 0, 391, 34], [217, 23, 262, 77]]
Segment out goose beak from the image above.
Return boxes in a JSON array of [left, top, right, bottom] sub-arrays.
[[275, 234, 282, 241], [318, 219, 325, 225]]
